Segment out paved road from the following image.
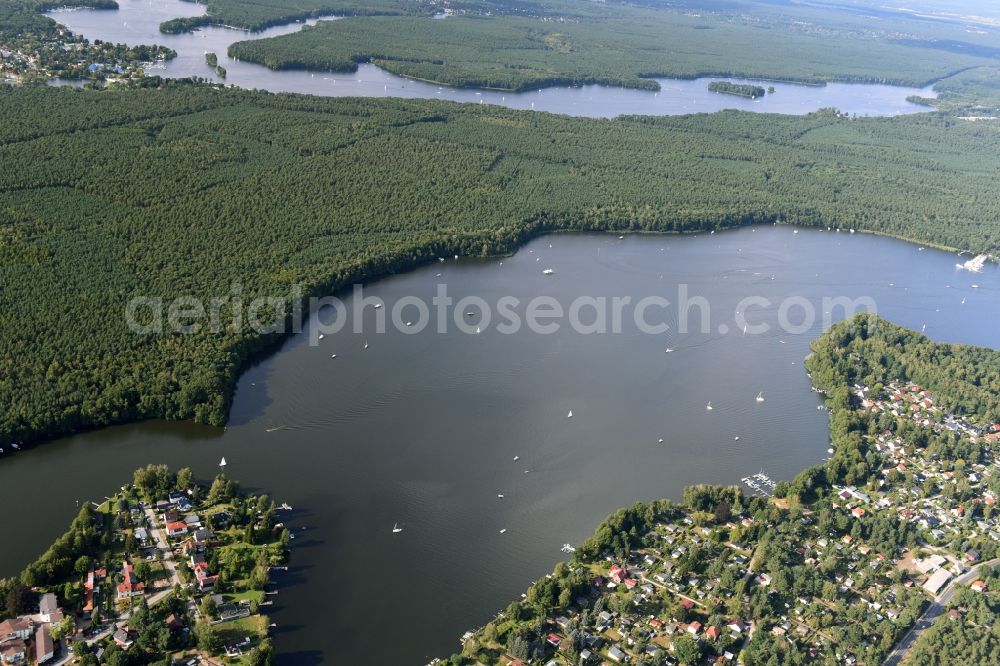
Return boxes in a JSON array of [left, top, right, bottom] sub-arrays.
[[882, 558, 1000, 666], [51, 509, 184, 666]]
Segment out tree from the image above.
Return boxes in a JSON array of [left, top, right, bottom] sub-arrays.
[[674, 634, 701, 665], [195, 620, 221, 653], [176, 467, 194, 492], [50, 616, 75, 642], [5, 580, 33, 617]]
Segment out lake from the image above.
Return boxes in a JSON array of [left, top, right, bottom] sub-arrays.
[[46, 0, 937, 118], [0, 227, 995, 664]]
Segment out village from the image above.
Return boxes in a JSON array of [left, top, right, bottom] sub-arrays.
[[0, 464, 290, 666], [443, 380, 1000, 666], [0, 19, 172, 85]]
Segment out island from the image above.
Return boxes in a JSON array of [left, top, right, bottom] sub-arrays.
[[708, 81, 768, 99], [441, 314, 1000, 665], [0, 465, 291, 666]]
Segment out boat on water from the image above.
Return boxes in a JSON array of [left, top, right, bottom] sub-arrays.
[[561, 543, 575, 553], [392, 523, 402, 534], [756, 391, 765, 403], [542, 268, 554, 275], [499, 528, 507, 534], [497, 493, 504, 499], [373, 303, 383, 309], [567, 410, 573, 418], [706, 402, 713, 411], [513, 455, 520, 461], [664, 348, 674, 353], [658, 438, 664, 443], [318, 333, 325, 340], [734, 436, 740, 441]]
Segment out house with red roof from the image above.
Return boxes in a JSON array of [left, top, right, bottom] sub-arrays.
[[166, 521, 188, 537], [116, 561, 145, 600]]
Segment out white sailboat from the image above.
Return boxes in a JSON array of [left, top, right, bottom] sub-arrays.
[[664, 348, 674, 353], [567, 410, 573, 418], [392, 523, 402, 534], [542, 268, 554, 275], [706, 402, 713, 411], [499, 528, 507, 534], [756, 391, 765, 403]]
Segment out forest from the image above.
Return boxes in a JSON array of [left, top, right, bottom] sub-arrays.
[[227, 8, 992, 92], [157, 0, 438, 34], [708, 81, 768, 99], [2, 82, 1000, 448]]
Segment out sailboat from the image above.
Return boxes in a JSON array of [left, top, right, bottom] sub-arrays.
[[734, 436, 740, 441], [664, 348, 674, 353], [392, 523, 402, 534], [497, 493, 504, 498], [513, 455, 520, 461], [318, 333, 325, 340], [567, 410, 573, 418], [542, 268, 554, 275], [756, 391, 765, 403], [363, 341, 369, 350], [706, 402, 713, 411], [499, 528, 507, 534]]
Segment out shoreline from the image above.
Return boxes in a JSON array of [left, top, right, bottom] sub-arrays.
[[3, 219, 987, 454]]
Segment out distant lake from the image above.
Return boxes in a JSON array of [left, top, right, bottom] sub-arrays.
[[47, 0, 938, 118], [0, 227, 995, 664]]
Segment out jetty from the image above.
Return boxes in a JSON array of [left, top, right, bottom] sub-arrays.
[[741, 470, 777, 497]]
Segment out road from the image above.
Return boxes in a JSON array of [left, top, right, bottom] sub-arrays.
[[882, 557, 1000, 666], [50, 508, 184, 666]]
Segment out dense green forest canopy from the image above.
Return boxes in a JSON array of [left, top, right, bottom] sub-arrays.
[[227, 6, 994, 92], [157, 0, 438, 34], [1, 83, 1000, 447], [0, 0, 116, 39]]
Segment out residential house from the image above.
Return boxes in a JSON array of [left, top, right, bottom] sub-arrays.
[[0, 618, 32, 643], [38, 593, 62, 624], [166, 521, 188, 537], [0, 640, 26, 665], [35, 626, 53, 664], [116, 561, 145, 600]]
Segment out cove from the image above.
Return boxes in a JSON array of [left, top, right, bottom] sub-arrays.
[[46, 0, 937, 118], [0, 227, 995, 664]]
